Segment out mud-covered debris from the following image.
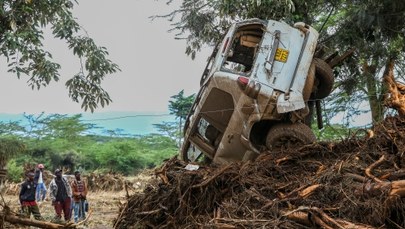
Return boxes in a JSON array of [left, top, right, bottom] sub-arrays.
[[114, 115, 405, 229]]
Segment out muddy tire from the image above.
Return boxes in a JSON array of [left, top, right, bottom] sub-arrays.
[[302, 62, 315, 101], [312, 58, 334, 99], [266, 123, 316, 150]]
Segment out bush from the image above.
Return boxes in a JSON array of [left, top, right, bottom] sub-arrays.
[[6, 159, 24, 182]]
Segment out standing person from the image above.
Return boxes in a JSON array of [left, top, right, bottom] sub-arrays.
[[19, 172, 43, 220], [49, 169, 72, 222], [34, 163, 47, 202], [71, 171, 88, 223]]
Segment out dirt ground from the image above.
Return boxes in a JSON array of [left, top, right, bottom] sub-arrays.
[[2, 190, 128, 228], [0, 170, 153, 228]]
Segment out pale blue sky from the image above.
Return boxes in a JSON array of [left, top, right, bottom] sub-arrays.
[[0, 0, 211, 114], [0, 1, 372, 128]]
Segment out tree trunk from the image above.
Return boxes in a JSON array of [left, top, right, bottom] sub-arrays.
[[178, 118, 183, 148], [0, 168, 6, 192], [363, 61, 384, 124], [382, 58, 405, 116]]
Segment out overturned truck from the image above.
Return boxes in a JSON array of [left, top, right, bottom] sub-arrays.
[[180, 19, 335, 164]]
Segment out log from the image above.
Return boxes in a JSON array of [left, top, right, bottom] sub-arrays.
[[328, 48, 356, 68], [2, 213, 69, 229]]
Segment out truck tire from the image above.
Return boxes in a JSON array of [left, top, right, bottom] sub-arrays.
[[312, 58, 334, 99], [302, 62, 315, 102], [266, 123, 316, 151]]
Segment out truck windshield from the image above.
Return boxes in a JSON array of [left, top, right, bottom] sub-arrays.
[[222, 23, 264, 74]]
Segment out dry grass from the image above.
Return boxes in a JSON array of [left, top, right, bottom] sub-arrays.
[[2, 190, 128, 228], [1, 169, 154, 228]]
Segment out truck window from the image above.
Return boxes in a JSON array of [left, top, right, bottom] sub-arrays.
[[197, 118, 220, 147], [222, 24, 264, 74]]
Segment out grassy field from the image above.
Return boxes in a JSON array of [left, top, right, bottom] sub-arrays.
[[2, 190, 128, 228]]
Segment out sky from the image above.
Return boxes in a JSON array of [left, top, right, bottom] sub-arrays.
[[0, 0, 372, 129], [0, 0, 211, 115]]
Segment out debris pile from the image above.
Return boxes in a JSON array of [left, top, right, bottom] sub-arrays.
[[114, 115, 405, 229], [86, 173, 128, 192]]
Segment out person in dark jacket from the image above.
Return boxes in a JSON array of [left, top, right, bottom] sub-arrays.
[[19, 172, 43, 220], [49, 169, 72, 222]]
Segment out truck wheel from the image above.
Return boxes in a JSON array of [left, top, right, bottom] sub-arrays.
[[312, 58, 334, 99], [302, 62, 315, 101], [266, 123, 316, 150]]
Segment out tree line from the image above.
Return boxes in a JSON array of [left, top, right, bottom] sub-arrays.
[[1, 113, 178, 182]]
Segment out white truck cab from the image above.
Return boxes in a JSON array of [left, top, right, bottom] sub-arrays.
[[181, 19, 333, 164]]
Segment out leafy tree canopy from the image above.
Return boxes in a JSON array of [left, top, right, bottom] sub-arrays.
[[168, 90, 195, 122], [157, 0, 340, 58], [0, 0, 120, 112]]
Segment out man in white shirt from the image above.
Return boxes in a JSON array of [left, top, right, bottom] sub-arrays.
[[34, 164, 47, 202]]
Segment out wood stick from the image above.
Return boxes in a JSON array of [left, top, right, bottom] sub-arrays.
[[312, 207, 345, 229], [365, 155, 385, 183], [311, 214, 334, 229], [299, 184, 320, 198], [73, 208, 93, 227], [2, 214, 65, 229], [192, 164, 232, 188], [328, 48, 356, 68]]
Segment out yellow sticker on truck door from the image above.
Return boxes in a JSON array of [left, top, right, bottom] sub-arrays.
[[275, 48, 289, 63]]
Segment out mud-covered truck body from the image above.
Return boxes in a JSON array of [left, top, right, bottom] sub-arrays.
[[181, 19, 334, 164]]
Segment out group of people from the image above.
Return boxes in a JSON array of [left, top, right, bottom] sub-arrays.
[[19, 164, 88, 223]]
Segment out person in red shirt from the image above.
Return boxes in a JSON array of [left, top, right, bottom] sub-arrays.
[[71, 171, 88, 223], [19, 172, 43, 220]]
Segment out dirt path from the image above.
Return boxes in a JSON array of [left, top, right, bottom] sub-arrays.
[[2, 190, 127, 228]]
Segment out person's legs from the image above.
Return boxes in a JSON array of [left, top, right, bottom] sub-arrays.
[[21, 205, 30, 218], [79, 199, 86, 220], [54, 201, 63, 219], [62, 197, 72, 221], [40, 183, 47, 201], [72, 201, 80, 223], [30, 205, 43, 220], [35, 185, 41, 202]]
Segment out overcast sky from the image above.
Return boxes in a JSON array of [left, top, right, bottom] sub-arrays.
[[0, 0, 211, 114]]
